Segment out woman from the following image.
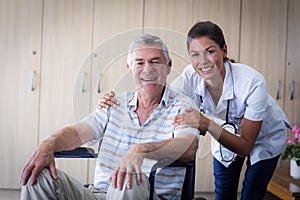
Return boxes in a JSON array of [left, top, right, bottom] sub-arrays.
[[99, 21, 290, 200]]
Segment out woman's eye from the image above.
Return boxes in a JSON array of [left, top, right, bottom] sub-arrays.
[[207, 50, 215, 54]]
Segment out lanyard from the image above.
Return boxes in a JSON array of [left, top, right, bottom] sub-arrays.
[[225, 100, 230, 123]]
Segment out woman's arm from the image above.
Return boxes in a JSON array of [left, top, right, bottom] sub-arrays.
[[173, 108, 262, 156]]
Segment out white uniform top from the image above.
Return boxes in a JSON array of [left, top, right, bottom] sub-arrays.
[[171, 61, 290, 166]]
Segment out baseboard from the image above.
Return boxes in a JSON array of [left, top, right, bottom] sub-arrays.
[[0, 189, 21, 200]]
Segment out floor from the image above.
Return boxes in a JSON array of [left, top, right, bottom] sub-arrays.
[[0, 190, 281, 200], [195, 191, 281, 200], [0, 189, 21, 200]]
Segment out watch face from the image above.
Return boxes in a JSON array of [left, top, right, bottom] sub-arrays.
[[222, 123, 237, 134]]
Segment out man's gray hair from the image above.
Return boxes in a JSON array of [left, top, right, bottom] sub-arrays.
[[126, 34, 171, 66]]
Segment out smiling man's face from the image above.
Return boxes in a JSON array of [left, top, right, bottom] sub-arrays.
[[128, 44, 171, 96]]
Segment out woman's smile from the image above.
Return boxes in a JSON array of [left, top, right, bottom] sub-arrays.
[[197, 64, 215, 73]]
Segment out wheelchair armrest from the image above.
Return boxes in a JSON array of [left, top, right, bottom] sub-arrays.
[[54, 147, 97, 158], [166, 160, 194, 168], [149, 159, 195, 200]]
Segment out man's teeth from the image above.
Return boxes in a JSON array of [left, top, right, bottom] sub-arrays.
[[142, 78, 156, 81]]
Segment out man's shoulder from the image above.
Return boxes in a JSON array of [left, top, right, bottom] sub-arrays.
[[168, 88, 197, 108], [113, 91, 134, 104]]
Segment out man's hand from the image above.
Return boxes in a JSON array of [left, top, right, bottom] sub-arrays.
[[110, 145, 144, 190], [20, 143, 57, 186]]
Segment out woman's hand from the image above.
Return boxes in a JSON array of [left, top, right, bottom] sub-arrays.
[[174, 108, 262, 156], [173, 108, 210, 131], [98, 91, 119, 109]]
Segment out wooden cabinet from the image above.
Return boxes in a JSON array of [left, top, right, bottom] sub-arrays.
[[193, 0, 241, 61], [90, 0, 144, 107], [143, 0, 193, 82], [240, 0, 288, 108], [1, 0, 299, 193], [0, 0, 43, 188], [240, 0, 300, 157], [39, 0, 94, 183], [87, 0, 144, 183], [284, 0, 300, 127]]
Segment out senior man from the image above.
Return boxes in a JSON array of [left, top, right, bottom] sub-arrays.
[[20, 34, 199, 200]]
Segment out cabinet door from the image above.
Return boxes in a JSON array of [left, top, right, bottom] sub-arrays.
[[0, 0, 43, 188], [88, 0, 144, 183], [192, 0, 242, 192], [284, 0, 300, 126], [240, 0, 288, 107], [91, 0, 144, 106], [39, 0, 94, 183], [193, 0, 241, 61], [143, 0, 193, 81]]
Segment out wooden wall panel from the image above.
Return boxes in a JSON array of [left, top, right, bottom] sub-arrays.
[[0, 0, 43, 188]]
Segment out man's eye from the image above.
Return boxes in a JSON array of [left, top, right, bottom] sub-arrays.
[[207, 50, 215, 54], [191, 54, 199, 57], [151, 61, 160, 64]]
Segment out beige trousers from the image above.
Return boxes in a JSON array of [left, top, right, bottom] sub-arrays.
[[21, 169, 156, 200]]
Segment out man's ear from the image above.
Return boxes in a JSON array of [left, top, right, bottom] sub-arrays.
[[167, 60, 172, 74], [168, 60, 172, 68], [126, 63, 131, 71]]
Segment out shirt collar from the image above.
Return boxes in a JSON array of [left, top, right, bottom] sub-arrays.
[[193, 61, 234, 101], [195, 76, 207, 97], [128, 85, 170, 111], [222, 61, 234, 101]]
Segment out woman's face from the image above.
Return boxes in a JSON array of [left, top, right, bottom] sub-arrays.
[[188, 37, 227, 81]]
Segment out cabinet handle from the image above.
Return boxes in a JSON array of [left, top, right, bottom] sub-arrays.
[[290, 80, 295, 100], [276, 80, 280, 100], [97, 74, 101, 93], [81, 72, 87, 93], [30, 70, 36, 91]]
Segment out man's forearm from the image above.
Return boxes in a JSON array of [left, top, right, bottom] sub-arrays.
[[40, 122, 97, 153], [131, 134, 198, 163]]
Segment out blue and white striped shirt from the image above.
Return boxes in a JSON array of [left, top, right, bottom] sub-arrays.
[[83, 86, 199, 199]]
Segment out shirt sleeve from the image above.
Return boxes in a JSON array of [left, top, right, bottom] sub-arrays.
[[80, 108, 109, 144], [172, 96, 200, 140], [244, 76, 267, 121], [171, 65, 197, 99]]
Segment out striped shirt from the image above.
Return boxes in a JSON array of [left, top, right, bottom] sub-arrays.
[[82, 86, 199, 199]]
